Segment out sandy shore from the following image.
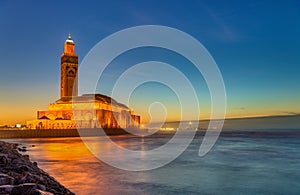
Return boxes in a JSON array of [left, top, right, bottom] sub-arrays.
[[0, 141, 74, 195]]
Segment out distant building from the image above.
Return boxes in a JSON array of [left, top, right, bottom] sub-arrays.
[[27, 34, 140, 129]]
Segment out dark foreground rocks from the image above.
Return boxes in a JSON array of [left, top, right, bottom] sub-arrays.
[[0, 141, 74, 195]]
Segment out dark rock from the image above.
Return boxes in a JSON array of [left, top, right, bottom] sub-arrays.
[[20, 172, 43, 184], [17, 147, 27, 152], [36, 184, 46, 191], [11, 157, 24, 165], [6, 172, 21, 182], [11, 183, 37, 195], [16, 165, 34, 173], [0, 141, 75, 195], [0, 184, 14, 194], [11, 183, 45, 195], [0, 174, 15, 185], [35, 189, 54, 195], [0, 154, 8, 165]]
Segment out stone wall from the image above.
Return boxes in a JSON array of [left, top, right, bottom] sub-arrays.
[[28, 108, 140, 130], [0, 129, 129, 139]]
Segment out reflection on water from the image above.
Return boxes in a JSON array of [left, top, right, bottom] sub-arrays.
[[4, 130, 300, 195], [8, 136, 151, 194]]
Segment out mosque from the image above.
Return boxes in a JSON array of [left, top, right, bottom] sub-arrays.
[[26, 34, 140, 129]]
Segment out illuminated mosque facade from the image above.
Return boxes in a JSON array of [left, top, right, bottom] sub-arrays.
[[27, 34, 140, 129]]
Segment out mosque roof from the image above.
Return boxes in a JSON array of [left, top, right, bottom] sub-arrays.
[[39, 115, 49, 120], [55, 94, 129, 109]]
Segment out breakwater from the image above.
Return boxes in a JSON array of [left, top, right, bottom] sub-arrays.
[[0, 141, 74, 194], [0, 128, 129, 139]]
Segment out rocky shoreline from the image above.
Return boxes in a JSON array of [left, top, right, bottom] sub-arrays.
[[0, 141, 74, 195]]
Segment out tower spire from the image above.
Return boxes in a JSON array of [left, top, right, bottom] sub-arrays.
[[65, 33, 74, 44], [68, 33, 72, 40], [61, 34, 78, 98]]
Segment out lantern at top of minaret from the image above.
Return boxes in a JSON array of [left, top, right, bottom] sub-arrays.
[[64, 33, 75, 55]]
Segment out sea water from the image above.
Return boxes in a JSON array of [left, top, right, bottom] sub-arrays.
[[4, 128, 300, 194]]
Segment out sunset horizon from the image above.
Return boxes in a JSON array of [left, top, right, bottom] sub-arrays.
[[0, 31, 299, 126], [0, 1, 300, 195], [1, 1, 300, 127]]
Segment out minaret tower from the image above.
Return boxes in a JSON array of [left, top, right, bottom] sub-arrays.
[[60, 33, 78, 98]]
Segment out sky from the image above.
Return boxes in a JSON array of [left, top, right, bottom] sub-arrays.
[[0, 0, 300, 125]]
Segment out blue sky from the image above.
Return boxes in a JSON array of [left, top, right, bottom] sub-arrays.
[[0, 0, 300, 124]]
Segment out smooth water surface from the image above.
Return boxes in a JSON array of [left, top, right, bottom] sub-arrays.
[[4, 130, 300, 194]]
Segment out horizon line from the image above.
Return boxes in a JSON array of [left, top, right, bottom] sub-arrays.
[[142, 113, 300, 124]]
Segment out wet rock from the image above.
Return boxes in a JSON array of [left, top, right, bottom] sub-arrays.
[[10, 183, 46, 195], [0, 184, 14, 194], [16, 164, 34, 173], [20, 172, 44, 184], [23, 154, 30, 160], [2, 183, 49, 195], [11, 157, 24, 165], [6, 172, 21, 181], [17, 147, 27, 152], [0, 154, 8, 165], [0, 141, 75, 195], [12, 144, 19, 149], [36, 184, 46, 191], [0, 174, 14, 185], [35, 189, 54, 195]]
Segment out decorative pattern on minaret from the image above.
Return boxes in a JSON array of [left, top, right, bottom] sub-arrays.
[[60, 34, 78, 98]]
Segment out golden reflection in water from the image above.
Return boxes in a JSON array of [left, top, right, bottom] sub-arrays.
[[40, 138, 103, 194], [29, 137, 145, 195]]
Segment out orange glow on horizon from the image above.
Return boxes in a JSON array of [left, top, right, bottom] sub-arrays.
[[1, 105, 299, 126]]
